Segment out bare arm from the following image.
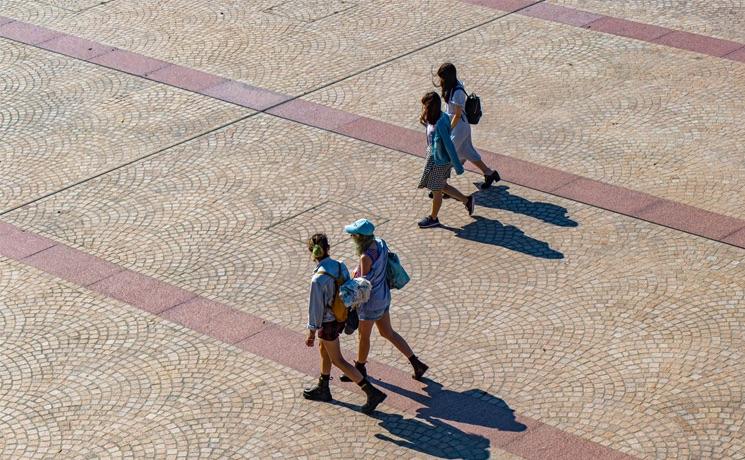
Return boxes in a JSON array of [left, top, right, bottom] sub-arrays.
[[451, 105, 462, 129], [358, 254, 373, 277]]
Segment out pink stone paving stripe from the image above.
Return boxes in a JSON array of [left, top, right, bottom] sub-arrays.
[[653, 31, 744, 57], [0, 220, 635, 459], [144, 64, 227, 93], [521, 3, 602, 27], [725, 46, 745, 63], [266, 99, 362, 131], [0, 20, 62, 44], [88, 269, 197, 315], [200, 80, 291, 111], [0, 221, 56, 259], [583, 16, 671, 41], [41, 34, 116, 60], [466, 0, 745, 62], [89, 49, 171, 76], [723, 228, 745, 248], [1, 16, 744, 250]]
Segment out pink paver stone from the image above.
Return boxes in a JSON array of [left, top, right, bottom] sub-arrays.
[[479, 151, 577, 192], [520, 3, 602, 27], [202, 309, 271, 344], [236, 327, 316, 374], [0, 16, 14, 26], [553, 178, 659, 215], [145, 65, 227, 92], [460, 0, 538, 13], [267, 99, 362, 131], [89, 49, 170, 76], [337, 117, 422, 156], [41, 34, 116, 60], [88, 270, 197, 314], [200, 80, 290, 111], [634, 201, 745, 240], [23, 244, 122, 286], [722, 228, 745, 249], [584, 17, 671, 42], [159, 297, 234, 333], [654, 31, 744, 57], [724, 46, 745, 63], [0, 222, 56, 260], [0, 21, 61, 45], [504, 424, 633, 460]]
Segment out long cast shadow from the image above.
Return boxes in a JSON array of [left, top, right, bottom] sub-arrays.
[[332, 399, 491, 459], [442, 216, 564, 259], [477, 185, 578, 228], [376, 378, 527, 433]]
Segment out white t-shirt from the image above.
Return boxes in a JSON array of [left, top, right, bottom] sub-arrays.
[[445, 81, 468, 124]]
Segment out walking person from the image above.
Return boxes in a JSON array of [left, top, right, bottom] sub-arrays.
[[436, 62, 500, 189], [417, 91, 475, 229], [338, 219, 429, 381], [303, 233, 387, 414]]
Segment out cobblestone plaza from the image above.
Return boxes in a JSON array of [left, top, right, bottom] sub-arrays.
[[1, 1, 744, 458]]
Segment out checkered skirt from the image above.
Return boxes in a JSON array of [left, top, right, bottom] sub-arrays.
[[417, 153, 452, 191]]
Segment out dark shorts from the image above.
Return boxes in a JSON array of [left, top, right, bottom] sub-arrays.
[[317, 321, 345, 341]]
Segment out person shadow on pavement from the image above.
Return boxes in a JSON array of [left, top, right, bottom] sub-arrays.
[[333, 377, 525, 459], [441, 216, 564, 259], [476, 185, 578, 228]]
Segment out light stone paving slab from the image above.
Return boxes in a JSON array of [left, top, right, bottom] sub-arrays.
[[0, 0, 500, 96], [6, 114, 745, 459], [0, 256, 522, 459], [0, 38, 248, 212], [551, 0, 745, 44], [302, 13, 745, 220]]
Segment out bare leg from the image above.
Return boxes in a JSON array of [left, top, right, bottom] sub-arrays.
[[375, 311, 414, 358], [319, 341, 332, 375], [430, 190, 444, 219], [357, 319, 375, 364], [471, 159, 493, 176], [443, 183, 468, 203], [321, 338, 363, 383]]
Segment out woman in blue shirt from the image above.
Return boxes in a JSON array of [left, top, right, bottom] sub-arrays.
[[417, 91, 476, 228]]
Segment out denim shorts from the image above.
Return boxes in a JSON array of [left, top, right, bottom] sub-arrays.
[[358, 304, 390, 321]]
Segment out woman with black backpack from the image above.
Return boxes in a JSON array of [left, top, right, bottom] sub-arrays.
[[436, 62, 500, 190]]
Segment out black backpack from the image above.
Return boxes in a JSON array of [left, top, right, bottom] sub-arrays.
[[452, 84, 482, 125]]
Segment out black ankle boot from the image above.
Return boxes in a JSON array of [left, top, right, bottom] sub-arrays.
[[340, 361, 367, 382], [358, 378, 387, 414], [409, 355, 429, 380], [303, 376, 332, 402]]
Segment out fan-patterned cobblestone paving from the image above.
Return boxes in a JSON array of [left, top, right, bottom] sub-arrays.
[[0, 257, 525, 459], [550, 0, 745, 43], [1, 0, 745, 458]]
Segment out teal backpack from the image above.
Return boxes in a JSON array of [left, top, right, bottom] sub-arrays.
[[386, 252, 410, 290]]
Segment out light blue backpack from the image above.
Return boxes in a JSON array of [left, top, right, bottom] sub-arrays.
[[386, 252, 410, 289]]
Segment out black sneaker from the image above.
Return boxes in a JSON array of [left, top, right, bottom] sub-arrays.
[[418, 216, 441, 228], [481, 170, 501, 189], [465, 195, 475, 216], [303, 377, 332, 402]]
